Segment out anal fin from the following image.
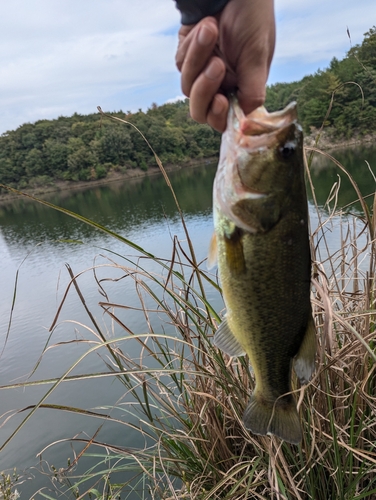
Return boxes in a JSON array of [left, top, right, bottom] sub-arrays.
[[294, 314, 316, 384], [214, 317, 246, 357]]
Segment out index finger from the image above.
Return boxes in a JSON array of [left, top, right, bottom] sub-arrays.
[[175, 18, 218, 86], [175, 25, 195, 71]]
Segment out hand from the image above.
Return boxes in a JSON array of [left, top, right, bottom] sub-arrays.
[[175, 0, 275, 132]]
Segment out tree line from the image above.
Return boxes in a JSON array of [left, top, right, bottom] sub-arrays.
[[0, 100, 220, 190], [265, 26, 376, 137], [0, 26, 375, 190]]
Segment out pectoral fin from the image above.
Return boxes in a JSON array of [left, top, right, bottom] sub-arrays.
[[224, 226, 246, 275], [207, 232, 218, 270], [294, 315, 316, 384], [214, 317, 246, 357]]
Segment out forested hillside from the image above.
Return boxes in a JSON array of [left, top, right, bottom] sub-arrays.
[[265, 26, 376, 136], [0, 26, 375, 190], [0, 100, 220, 190]]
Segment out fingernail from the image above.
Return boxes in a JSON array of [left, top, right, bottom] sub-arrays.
[[205, 59, 223, 80], [198, 25, 215, 46]]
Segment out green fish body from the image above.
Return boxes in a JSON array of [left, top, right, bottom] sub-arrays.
[[209, 98, 316, 444]]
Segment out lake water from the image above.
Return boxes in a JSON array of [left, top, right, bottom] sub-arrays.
[[0, 144, 375, 497]]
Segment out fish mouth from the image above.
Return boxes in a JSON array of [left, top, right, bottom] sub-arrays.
[[228, 96, 300, 152], [231, 96, 298, 136], [214, 96, 302, 232], [225, 96, 301, 193]]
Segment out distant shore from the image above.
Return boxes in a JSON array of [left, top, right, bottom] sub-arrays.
[[0, 132, 375, 205], [0, 156, 217, 205], [304, 129, 376, 151]]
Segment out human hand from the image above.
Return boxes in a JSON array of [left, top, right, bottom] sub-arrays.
[[175, 0, 275, 132]]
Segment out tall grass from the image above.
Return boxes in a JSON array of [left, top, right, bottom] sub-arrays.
[[0, 136, 375, 499]]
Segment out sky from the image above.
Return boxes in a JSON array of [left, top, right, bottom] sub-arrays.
[[0, 0, 375, 134]]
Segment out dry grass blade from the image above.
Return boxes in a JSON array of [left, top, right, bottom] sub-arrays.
[[305, 146, 374, 240]]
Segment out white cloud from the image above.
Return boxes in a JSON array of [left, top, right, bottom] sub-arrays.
[[0, 0, 375, 133], [265, 0, 376, 83], [273, 0, 375, 64], [0, 0, 181, 133], [165, 95, 186, 104]]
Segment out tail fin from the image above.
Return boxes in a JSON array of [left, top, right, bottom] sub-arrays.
[[243, 393, 302, 444]]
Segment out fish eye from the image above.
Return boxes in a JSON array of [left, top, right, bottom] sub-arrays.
[[278, 141, 296, 160]]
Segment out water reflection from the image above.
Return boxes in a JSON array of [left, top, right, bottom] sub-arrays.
[[0, 163, 220, 497], [308, 144, 376, 211]]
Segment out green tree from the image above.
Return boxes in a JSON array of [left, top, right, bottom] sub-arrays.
[[0, 158, 16, 184], [66, 137, 96, 180], [95, 126, 133, 165], [43, 139, 68, 176], [23, 148, 44, 178]]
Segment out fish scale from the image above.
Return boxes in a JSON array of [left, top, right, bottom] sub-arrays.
[[209, 97, 316, 444]]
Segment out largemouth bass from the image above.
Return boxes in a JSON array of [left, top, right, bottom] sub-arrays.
[[209, 97, 316, 444]]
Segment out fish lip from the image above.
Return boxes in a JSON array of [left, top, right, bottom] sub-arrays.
[[230, 96, 298, 136], [228, 96, 300, 153]]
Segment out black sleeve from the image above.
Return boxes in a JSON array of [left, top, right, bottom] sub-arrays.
[[175, 0, 230, 25]]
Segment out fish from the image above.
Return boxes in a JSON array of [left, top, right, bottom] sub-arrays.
[[209, 97, 316, 444]]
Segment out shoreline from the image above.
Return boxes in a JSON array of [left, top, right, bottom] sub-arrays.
[[0, 133, 375, 205], [0, 156, 217, 205], [304, 129, 376, 151]]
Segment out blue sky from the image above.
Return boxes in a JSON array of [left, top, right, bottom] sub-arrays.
[[0, 0, 374, 134]]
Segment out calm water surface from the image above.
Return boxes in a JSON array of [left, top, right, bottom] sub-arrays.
[[0, 145, 375, 497]]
